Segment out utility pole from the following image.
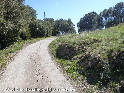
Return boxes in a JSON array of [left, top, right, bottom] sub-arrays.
[[44, 11, 46, 19]]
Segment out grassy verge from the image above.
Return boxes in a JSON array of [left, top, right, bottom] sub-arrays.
[[49, 24, 124, 93], [0, 37, 45, 70]]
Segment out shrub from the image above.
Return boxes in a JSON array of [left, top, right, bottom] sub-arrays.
[[29, 21, 45, 38], [20, 28, 31, 40], [43, 21, 53, 37], [0, 21, 19, 49], [119, 81, 124, 93], [109, 51, 124, 81], [76, 54, 105, 84], [56, 43, 77, 60]]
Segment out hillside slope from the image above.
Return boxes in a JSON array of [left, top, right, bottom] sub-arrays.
[[49, 24, 124, 93]]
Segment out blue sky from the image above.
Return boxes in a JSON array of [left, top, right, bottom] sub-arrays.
[[25, 0, 124, 30]]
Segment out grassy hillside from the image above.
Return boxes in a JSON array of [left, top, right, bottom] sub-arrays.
[[49, 24, 124, 93]]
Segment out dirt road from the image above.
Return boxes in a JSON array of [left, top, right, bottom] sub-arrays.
[[0, 38, 77, 93]]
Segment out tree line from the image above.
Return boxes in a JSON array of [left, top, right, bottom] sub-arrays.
[[0, 0, 76, 49], [77, 2, 124, 33], [1, 1, 123, 49]]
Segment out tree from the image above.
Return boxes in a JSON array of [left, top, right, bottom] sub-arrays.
[[100, 7, 115, 28], [0, 20, 19, 49], [67, 19, 76, 33], [43, 18, 54, 36], [17, 0, 25, 4], [77, 12, 103, 33], [44, 18, 54, 25], [113, 2, 124, 24], [0, 0, 23, 48], [0, 0, 39, 48], [100, 2, 124, 28], [43, 20, 53, 37], [19, 5, 37, 40], [54, 19, 76, 35], [29, 20, 45, 38], [2, 0, 22, 25]]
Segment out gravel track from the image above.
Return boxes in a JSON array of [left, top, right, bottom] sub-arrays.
[[0, 38, 77, 93]]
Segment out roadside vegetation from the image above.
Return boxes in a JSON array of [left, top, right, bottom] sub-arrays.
[[0, 37, 45, 70], [0, 0, 75, 49], [49, 2, 124, 92], [1, 0, 124, 92], [0, 0, 75, 70], [77, 2, 124, 33], [49, 24, 124, 93]]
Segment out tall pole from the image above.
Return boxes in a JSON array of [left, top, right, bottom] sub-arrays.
[[44, 11, 46, 19]]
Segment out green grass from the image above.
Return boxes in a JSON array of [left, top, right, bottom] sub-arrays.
[[0, 37, 45, 70], [49, 24, 124, 93]]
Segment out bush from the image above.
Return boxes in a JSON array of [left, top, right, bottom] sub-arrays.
[[56, 43, 77, 60], [0, 21, 19, 49], [76, 50, 124, 86], [20, 28, 31, 40], [119, 81, 124, 93], [43, 21, 53, 37], [109, 51, 124, 81], [29, 21, 45, 38], [76, 54, 106, 84]]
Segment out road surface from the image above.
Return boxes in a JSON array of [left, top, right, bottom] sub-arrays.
[[0, 38, 77, 93]]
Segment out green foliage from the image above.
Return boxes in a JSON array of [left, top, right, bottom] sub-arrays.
[[43, 20, 53, 37], [0, 0, 38, 49], [77, 54, 105, 84], [20, 5, 36, 23], [29, 18, 75, 38], [49, 24, 124, 92], [108, 51, 124, 81], [0, 0, 76, 49], [19, 5, 37, 39], [78, 12, 103, 32], [0, 0, 23, 49], [119, 81, 124, 93], [85, 88, 95, 93], [44, 18, 54, 36], [54, 19, 76, 35], [0, 20, 19, 49], [20, 28, 31, 40], [0, 37, 43, 70], [29, 20, 45, 38], [29, 19, 54, 38], [2, 0, 22, 24], [0, 0, 52, 49], [56, 43, 77, 60], [100, 2, 124, 28], [78, 2, 124, 33]]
